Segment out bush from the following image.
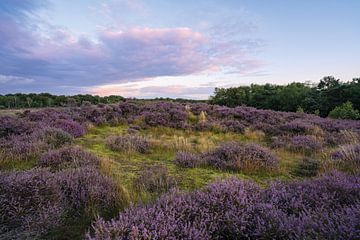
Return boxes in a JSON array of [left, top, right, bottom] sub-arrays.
[[221, 119, 245, 133], [134, 165, 177, 193], [0, 169, 63, 239], [0, 115, 34, 138], [328, 101, 360, 120], [35, 127, 73, 148], [88, 172, 360, 240], [52, 119, 86, 137], [38, 146, 99, 171], [56, 167, 122, 215], [292, 157, 320, 177], [289, 135, 322, 153], [106, 135, 150, 154], [204, 142, 278, 172], [174, 151, 202, 168]]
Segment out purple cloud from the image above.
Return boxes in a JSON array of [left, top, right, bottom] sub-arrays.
[[0, 0, 263, 94]]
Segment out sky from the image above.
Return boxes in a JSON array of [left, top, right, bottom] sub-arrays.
[[0, 0, 359, 99]]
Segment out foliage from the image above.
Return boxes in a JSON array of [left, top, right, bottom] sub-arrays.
[[328, 101, 360, 120], [88, 172, 360, 240], [174, 151, 202, 168], [292, 158, 320, 177], [38, 146, 99, 171], [210, 77, 360, 117], [0, 93, 124, 109], [106, 134, 150, 154], [134, 165, 177, 193], [289, 135, 322, 153]]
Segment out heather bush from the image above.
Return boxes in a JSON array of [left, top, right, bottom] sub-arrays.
[[134, 165, 177, 193], [221, 119, 245, 133], [88, 172, 360, 240], [0, 115, 34, 138], [281, 120, 316, 134], [38, 146, 99, 171], [35, 127, 73, 148], [0, 169, 63, 239], [52, 119, 86, 137], [0, 134, 46, 161], [204, 142, 278, 172], [174, 151, 202, 168], [106, 135, 150, 154], [292, 157, 320, 177], [289, 135, 322, 154], [56, 167, 122, 215]]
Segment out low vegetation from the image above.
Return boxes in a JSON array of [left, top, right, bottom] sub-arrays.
[[0, 100, 359, 239]]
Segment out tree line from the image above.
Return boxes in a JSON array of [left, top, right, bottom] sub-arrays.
[[0, 93, 125, 109], [209, 76, 360, 119]]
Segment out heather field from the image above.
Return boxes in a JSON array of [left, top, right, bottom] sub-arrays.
[[1, 101, 360, 239]]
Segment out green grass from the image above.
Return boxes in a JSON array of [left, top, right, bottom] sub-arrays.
[[75, 124, 310, 204]]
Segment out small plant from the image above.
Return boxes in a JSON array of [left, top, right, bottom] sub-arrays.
[[198, 111, 207, 123], [38, 146, 99, 171], [134, 165, 177, 193], [289, 135, 322, 154], [204, 142, 278, 172], [52, 119, 86, 137], [106, 134, 150, 154], [292, 157, 320, 177], [174, 151, 202, 168]]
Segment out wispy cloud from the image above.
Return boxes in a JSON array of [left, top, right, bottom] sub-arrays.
[[0, 0, 264, 94]]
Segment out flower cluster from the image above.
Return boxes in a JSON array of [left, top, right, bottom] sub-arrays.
[[106, 134, 150, 154], [88, 171, 360, 240]]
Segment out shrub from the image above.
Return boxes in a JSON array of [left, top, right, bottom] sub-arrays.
[[56, 167, 122, 215], [221, 119, 245, 133], [134, 165, 177, 193], [38, 146, 99, 171], [35, 127, 73, 148], [88, 172, 360, 240], [0, 134, 46, 161], [328, 101, 360, 120], [174, 151, 202, 168], [289, 135, 322, 153], [204, 142, 278, 172], [0, 169, 63, 239], [281, 120, 316, 134], [0, 115, 34, 138], [292, 157, 320, 177], [106, 135, 150, 154], [52, 119, 86, 137]]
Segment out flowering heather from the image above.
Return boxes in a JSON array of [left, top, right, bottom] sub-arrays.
[[281, 119, 316, 134], [52, 119, 86, 137], [0, 115, 34, 138], [88, 171, 360, 240], [221, 119, 245, 133], [38, 146, 99, 171], [0, 169, 63, 239], [204, 142, 278, 171], [56, 167, 121, 214], [0, 133, 46, 161], [35, 127, 73, 148], [289, 135, 322, 153], [106, 134, 150, 154], [134, 165, 177, 193], [174, 151, 203, 168]]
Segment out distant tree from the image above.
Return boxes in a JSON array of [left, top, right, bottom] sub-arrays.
[[328, 101, 360, 120]]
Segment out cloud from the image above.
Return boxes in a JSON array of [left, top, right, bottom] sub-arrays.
[[0, 0, 264, 94], [89, 83, 214, 99]]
